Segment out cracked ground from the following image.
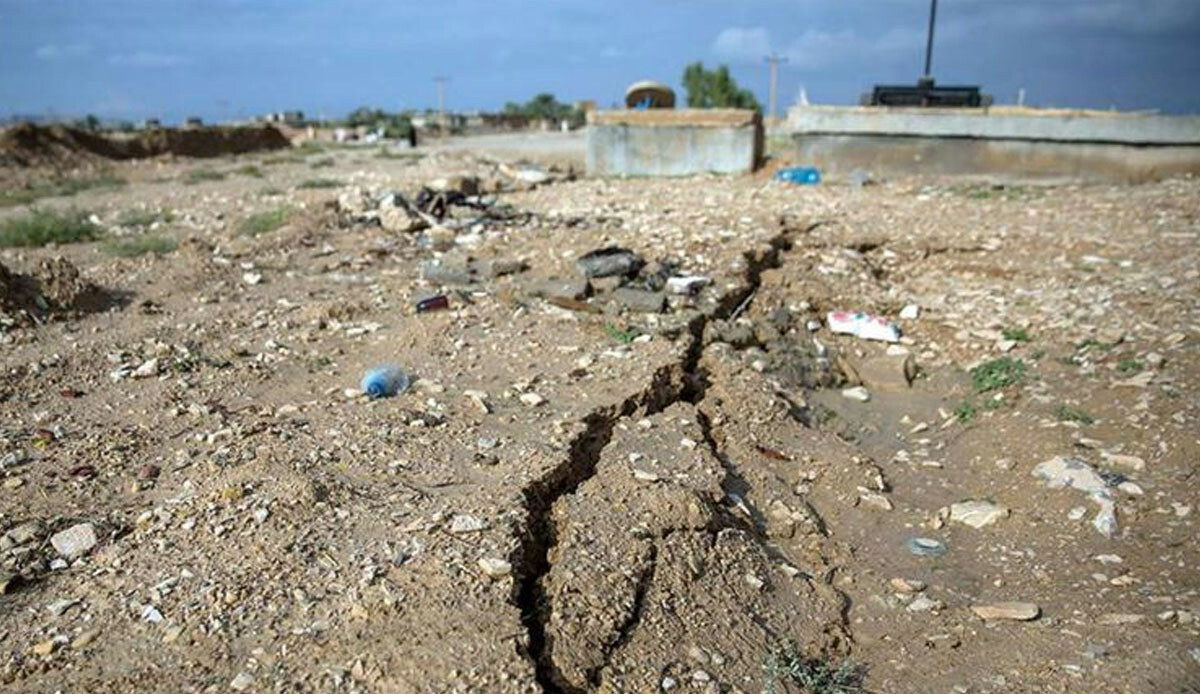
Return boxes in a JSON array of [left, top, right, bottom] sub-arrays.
[[1, 142, 1199, 693]]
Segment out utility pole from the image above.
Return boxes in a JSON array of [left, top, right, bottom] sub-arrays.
[[923, 0, 938, 78], [764, 53, 787, 124], [434, 76, 448, 141]]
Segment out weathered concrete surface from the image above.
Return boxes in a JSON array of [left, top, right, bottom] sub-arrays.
[[786, 105, 1200, 182], [788, 105, 1200, 145], [793, 134, 1200, 183], [587, 109, 762, 176]]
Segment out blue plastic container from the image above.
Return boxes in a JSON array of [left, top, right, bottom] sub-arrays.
[[361, 365, 411, 399], [774, 166, 821, 185]]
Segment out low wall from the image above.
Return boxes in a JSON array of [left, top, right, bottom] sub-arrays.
[[586, 109, 762, 176], [786, 105, 1200, 182]]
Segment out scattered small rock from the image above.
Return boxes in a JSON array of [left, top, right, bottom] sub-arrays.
[[50, 522, 98, 560], [971, 601, 1040, 621]]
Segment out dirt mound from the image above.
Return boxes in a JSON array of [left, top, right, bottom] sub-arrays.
[[0, 257, 117, 325], [0, 122, 290, 169]]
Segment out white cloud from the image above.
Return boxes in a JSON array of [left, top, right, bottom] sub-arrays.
[[109, 51, 187, 68], [35, 43, 90, 60], [712, 27, 771, 62], [778, 25, 933, 70], [600, 45, 624, 59]]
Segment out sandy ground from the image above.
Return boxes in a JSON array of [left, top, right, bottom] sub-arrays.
[[1, 136, 1198, 694]]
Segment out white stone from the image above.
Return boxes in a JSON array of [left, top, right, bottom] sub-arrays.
[[519, 392, 546, 407], [133, 358, 160, 378], [949, 500, 1009, 529], [899, 304, 920, 320], [478, 558, 512, 578], [841, 386, 870, 402], [50, 523, 97, 559], [448, 514, 487, 534]]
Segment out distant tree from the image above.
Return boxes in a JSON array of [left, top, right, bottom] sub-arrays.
[[78, 113, 102, 131], [345, 106, 387, 128], [343, 106, 412, 139], [681, 62, 760, 110], [503, 93, 582, 126]]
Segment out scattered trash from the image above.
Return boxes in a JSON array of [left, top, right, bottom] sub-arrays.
[[665, 275, 710, 295], [416, 295, 450, 313], [576, 247, 644, 279], [905, 537, 947, 557], [361, 365, 411, 399], [774, 166, 821, 185], [1032, 456, 1117, 537], [899, 304, 920, 320], [827, 311, 901, 343]]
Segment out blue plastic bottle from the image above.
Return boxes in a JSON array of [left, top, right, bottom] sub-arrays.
[[774, 166, 821, 185], [361, 365, 411, 399]]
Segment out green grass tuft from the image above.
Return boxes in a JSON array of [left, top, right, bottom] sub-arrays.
[[238, 207, 292, 236], [764, 640, 866, 694], [1054, 405, 1095, 425], [236, 164, 265, 178], [0, 173, 126, 207], [184, 168, 226, 184], [0, 208, 101, 247], [603, 322, 639, 344], [101, 234, 178, 258], [297, 178, 341, 189], [954, 401, 978, 422], [1117, 358, 1144, 374], [1001, 326, 1031, 343], [970, 357, 1026, 393], [117, 208, 171, 227], [309, 156, 336, 169]]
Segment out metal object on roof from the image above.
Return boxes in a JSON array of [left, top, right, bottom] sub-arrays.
[[624, 81, 676, 110]]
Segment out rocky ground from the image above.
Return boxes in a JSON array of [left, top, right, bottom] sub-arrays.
[[1, 138, 1198, 693]]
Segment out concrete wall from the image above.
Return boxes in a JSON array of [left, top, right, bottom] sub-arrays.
[[587, 109, 762, 176], [786, 105, 1200, 182], [793, 134, 1200, 183], [788, 105, 1200, 145]]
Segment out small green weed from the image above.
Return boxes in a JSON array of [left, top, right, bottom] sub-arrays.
[[1001, 326, 1031, 343], [238, 207, 292, 236], [1054, 405, 1095, 425], [236, 164, 264, 178], [0, 208, 100, 247], [294, 142, 325, 155], [603, 322, 639, 344], [297, 178, 341, 189], [184, 168, 226, 184], [970, 357, 1026, 393], [101, 234, 178, 258], [117, 208, 171, 227], [954, 401, 977, 423], [309, 156, 336, 169], [1117, 358, 1144, 374], [764, 640, 866, 694]]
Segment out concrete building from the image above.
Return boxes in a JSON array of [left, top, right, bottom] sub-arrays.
[[586, 109, 763, 177]]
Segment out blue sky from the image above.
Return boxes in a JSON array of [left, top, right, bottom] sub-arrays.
[[3, 0, 1199, 123]]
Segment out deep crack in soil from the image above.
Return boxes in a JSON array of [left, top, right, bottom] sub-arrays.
[[514, 221, 814, 693]]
